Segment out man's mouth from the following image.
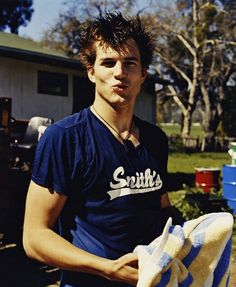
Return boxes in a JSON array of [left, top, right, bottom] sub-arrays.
[[112, 84, 128, 93]]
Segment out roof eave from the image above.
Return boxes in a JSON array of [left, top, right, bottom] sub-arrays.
[[0, 46, 84, 70]]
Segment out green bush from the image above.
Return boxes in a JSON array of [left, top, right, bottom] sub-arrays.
[[169, 188, 203, 220], [169, 186, 231, 221]]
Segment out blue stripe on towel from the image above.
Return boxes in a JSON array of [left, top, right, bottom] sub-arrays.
[[179, 272, 193, 287], [145, 245, 155, 255], [158, 252, 173, 268], [182, 232, 205, 268], [212, 237, 232, 286], [169, 225, 185, 240], [226, 272, 230, 287], [156, 267, 172, 287]]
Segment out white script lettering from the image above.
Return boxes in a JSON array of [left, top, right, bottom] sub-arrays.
[[108, 166, 163, 200]]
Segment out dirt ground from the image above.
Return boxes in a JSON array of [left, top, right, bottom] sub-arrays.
[[0, 231, 60, 287], [0, 167, 60, 286]]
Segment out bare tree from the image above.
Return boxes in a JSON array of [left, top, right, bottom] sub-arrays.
[[142, 0, 236, 148], [197, 1, 236, 148], [141, 1, 201, 138]]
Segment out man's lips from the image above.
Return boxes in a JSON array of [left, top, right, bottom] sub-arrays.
[[112, 84, 128, 93]]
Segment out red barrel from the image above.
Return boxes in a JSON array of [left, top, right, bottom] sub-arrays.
[[195, 168, 221, 193]]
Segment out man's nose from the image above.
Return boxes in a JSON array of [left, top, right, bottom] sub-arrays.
[[114, 62, 126, 78]]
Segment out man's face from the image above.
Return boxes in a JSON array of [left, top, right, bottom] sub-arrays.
[[87, 39, 147, 107]]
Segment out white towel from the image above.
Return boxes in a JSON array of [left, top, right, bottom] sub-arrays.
[[134, 212, 233, 287]]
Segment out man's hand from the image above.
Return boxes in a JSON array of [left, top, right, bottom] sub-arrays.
[[106, 253, 139, 286]]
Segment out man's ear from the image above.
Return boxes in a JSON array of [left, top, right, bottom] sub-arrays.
[[141, 68, 147, 84], [87, 66, 95, 83]]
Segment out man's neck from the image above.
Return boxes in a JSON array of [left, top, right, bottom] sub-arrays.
[[92, 98, 134, 133]]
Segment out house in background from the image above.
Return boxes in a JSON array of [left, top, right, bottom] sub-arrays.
[[0, 32, 156, 123]]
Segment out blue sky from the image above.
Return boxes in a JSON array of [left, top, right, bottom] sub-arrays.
[[18, 0, 152, 41], [19, 0, 66, 40]]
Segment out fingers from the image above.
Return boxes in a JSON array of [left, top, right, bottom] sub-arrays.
[[108, 253, 138, 285], [120, 253, 139, 268]]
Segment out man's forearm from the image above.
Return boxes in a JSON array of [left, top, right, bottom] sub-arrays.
[[23, 228, 138, 285], [24, 227, 111, 274]]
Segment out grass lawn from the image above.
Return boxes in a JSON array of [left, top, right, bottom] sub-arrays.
[[168, 152, 231, 173], [161, 120, 236, 264], [168, 152, 236, 260], [160, 123, 204, 138]]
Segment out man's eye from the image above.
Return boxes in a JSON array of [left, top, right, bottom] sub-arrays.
[[125, 61, 136, 66], [102, 61, 115, 67]]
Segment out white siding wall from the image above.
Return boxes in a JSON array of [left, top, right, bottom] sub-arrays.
[[0, 56, 156, 124], [0, 56, 83, 121], [135, 89, 156, 124]]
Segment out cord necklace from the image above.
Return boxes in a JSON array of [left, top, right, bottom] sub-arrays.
[[92, 105, 133, 143]]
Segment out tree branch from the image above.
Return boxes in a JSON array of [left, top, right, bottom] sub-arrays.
[[155, 50, 193, 89], [177, 34, 197, 57], [167, 85, 187, 114], [204, 39, 236, 47]]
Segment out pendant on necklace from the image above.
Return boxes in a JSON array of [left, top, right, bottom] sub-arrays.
[[92, 105, 136, 155]]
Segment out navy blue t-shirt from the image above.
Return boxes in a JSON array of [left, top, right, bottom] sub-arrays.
[[32, 107, 169, 287]]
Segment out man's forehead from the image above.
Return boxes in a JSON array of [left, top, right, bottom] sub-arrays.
[[94, 39, 140, 59]]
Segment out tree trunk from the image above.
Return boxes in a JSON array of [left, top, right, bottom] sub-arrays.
[[199, 81, 223, 151], [201, 109, 216, 151], [180, 0, 199, 141], [181, 110, 192, 138]]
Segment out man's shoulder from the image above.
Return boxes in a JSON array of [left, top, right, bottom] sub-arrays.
[[136, 117, 167, 140], [55, 108, 90, 130], [41, 108, 90, 141]]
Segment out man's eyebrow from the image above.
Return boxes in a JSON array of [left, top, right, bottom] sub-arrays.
[[99, 57, 115, 61], [124, 56, 139, 61], [99, 56, 139, 61]]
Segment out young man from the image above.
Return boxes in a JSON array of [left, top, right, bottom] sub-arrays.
[[23, 12, 173, 287]]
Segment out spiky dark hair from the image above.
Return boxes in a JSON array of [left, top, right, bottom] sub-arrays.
[[78, 12, 155, 68]]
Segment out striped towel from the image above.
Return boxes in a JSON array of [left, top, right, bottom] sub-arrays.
[[134, 212, 233, 287]]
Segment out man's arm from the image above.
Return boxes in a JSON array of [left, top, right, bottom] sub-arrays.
[[161, 192, 171, 208], [23, 180, 138, 285], [160, 192, 185, 226]]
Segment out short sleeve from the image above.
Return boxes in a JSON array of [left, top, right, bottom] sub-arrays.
[[139, 119, 169, 196], [31, 124, 73, 195]]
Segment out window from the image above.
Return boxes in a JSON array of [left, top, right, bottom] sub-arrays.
[[37, 71, 68, 97]]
